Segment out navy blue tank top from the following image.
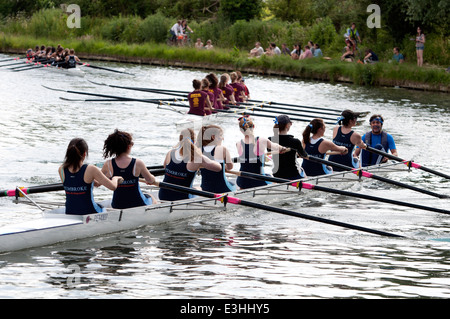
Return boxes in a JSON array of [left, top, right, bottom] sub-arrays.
[[158, 150, 197, 201], [110, 158, 151, 209], [301, 139, 332, 176], [63, 164, 103, 215], [236, 139, 269, 189], [328, 127, 356, 171], [67, 55, 76, 68], [200, 146, 236, 193]]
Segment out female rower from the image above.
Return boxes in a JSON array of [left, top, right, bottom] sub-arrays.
[[64, 49, 81, 69], [201, 78, 215, 115], [206, 73, 225, 110], [187, 79, 213, 116], [236, 116, 288, 189], [328, 110, 366, 171], [197, 125, 236, 193], [158, 128, 222, 201], [58, 138, 122, 215], [218, 73, 236, 107], [269, 115, 308, 180], [101, 129, 157, 209], [230, 72, 247, 103], [301, 118, 348, 176]]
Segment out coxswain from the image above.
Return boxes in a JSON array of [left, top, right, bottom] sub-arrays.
[[158, 128, 222, 201], [197, 125, 236, 193], [236, 116, 288, 189], [101, 129, 158, 209], [353, 114, 398, 167], [301, 118, 348, 176], [58, 138, 122, 215], [187, 79, 213, 116], [328, 110, 367, 171]]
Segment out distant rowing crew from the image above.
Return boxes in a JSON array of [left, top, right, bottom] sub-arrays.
[[25, 44, 81, 69], [57, 106, 397, 217], [187, 71, 249, 116]]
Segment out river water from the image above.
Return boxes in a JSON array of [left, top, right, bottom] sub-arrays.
[[0, 55, 449, 300]]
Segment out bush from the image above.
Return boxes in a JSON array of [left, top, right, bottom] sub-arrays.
[[138, 13, 171, 43]]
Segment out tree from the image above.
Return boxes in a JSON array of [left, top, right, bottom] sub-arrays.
[[218, 0, 263, 23]]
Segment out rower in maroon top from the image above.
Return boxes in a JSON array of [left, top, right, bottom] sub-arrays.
[[187, 79, 213, 116]]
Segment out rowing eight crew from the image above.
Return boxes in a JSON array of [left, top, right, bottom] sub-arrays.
[[58, 110, 397, 216], [187, 71, 248, 115], [26, 45, 81, 69]]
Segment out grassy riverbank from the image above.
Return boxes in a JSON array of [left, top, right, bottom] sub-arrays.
[[0, 8, 449, 92], [2, 33, 449, 92]]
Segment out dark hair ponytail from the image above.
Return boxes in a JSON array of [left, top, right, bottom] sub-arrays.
[[103, 129, 133, 159], [63, 138, 88, 171], [302, 118, 324, 145]]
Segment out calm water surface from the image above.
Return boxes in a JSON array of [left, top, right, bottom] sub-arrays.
[[0, 55, 449, 299]]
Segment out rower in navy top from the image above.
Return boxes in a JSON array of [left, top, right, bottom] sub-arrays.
[[158, 128, 221, 201], [102, 130, 157, 209], [197, 125, 236, 193], [63, 49, 80, 69], [58, 138, 122, 215], [301, 118, 348, 176], [236, 116, 287, 189], [328, 110, 367, 171], [354, 114, 398, 167]]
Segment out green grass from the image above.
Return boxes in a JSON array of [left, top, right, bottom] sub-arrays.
[[1, 33, 449, 90]]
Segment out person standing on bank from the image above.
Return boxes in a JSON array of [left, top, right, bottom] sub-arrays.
[[415, 27, 425, 67], [328, 110, 367, 171], [353, 115, 398, 167], [269, 115, 308, 180], [101, 129, 158, 209], [59, 138, 122, 215]]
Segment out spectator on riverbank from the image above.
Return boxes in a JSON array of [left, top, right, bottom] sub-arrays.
[[300, 45, 313, 59], [205, 40, 214, 50], [364, 49, 379, 64], [341, 40, 355, 62], [313, 43, 323, 57], [415, 26, 425, 67], [281, 43, 291, 56], [249, 42, 264, 57], [308, 41, 315, 55], [195, 38, 204, 49], [291, 43, 302, 60], [345, 23, 361, 50], [170, 20, 183, 44], [271, 43, 281, 55], [392, 47, 404, 63]]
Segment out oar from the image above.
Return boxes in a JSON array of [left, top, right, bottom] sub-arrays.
[[43, 85, 337, 125], [0, 167, 165, 198], [77, 62, 134, 75], [12, 63, 51, 72], [0, 57, 25, 63], [300, 152, 449, 199], [0, 60, 31, 67], [248, 98, 343, 114], [154, 181, 403, 238], [227, 170, 450, 216], [365, 146, 450, 180]]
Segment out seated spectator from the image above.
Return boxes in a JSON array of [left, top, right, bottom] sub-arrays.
[[341, 40, 355, 62], [364, 49, 379, 64], [281, 43, 291, 55], [195, 38, 204, 49], [313, 43, 323, 57], [249, 42, 264, 57], [300, 45, 313, 59], [308, 41, 315, 55], [265, 45, 274, 56], [205, 39, 214, 50], [392, 47, 404, 63], [290, 43, 303, 60], [271, 43, 281, 55]]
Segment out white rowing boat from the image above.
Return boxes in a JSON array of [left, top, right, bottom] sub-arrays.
[[0, 161, 412, 253]]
